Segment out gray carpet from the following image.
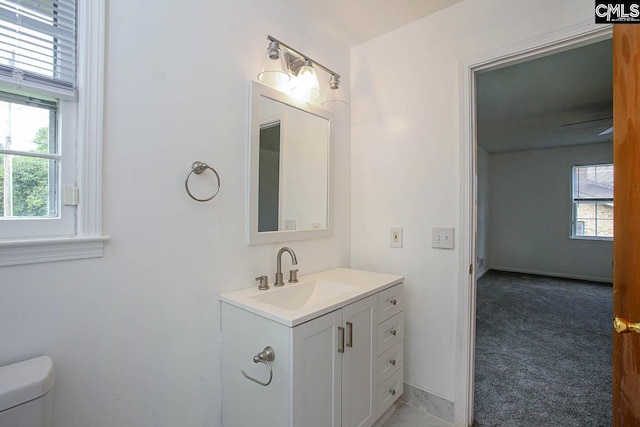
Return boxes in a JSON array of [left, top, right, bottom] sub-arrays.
[[472, 271, 612, 427]]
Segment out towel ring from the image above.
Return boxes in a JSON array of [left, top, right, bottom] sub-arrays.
[[185, 161, 220, 202], [241, 346, 275, 387]]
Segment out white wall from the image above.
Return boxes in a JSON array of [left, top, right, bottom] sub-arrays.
[[489, 142, 613, 282], [351, 0, 594, 403], [477, 147, 490, 277], [0, 2, 350, 426]]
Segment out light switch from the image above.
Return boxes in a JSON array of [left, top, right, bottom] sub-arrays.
[[390, 227, 403, 248], [432, 227, 454, 249]]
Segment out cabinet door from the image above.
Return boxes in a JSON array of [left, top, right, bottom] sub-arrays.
[[342, 295, 377, 427], [292, 309, 343, 427]]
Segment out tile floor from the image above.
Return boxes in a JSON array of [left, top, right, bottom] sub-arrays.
[[382, 403, 453, 427]]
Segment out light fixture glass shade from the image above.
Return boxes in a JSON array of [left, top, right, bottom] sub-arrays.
[[321, 75, 348, 110], [291, 60, 321, 100], [257, 42, 290, 86]]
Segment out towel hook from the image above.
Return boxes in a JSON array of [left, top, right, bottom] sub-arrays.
[[241, 346, 275, 387], [185, 161, 220, 202]]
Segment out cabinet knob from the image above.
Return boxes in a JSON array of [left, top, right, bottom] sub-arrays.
[[389, 359, 396, 366], [389, 298, 397, 306], [389, 388, 396, 396], [390, 329, 397, 336]]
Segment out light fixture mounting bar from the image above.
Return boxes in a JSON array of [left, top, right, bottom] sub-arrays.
[[267, 35, 341, 79]]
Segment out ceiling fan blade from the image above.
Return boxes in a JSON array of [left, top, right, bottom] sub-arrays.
[[598, 126, 613, 136], [561, 117, 613, 127]]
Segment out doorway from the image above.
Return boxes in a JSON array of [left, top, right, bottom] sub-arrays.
[[455, 22, 614, 426]]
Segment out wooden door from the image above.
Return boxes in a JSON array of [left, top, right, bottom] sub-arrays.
[[612, 24, 640, 426]]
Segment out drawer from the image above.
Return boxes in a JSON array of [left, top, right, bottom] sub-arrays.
[[377, 283, 403, 323], [377, 312, 404, 355], [375, 367, 403, 419], [375, 341, 403, 387]]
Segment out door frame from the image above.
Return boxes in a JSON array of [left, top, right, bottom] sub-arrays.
[[455, 19, 613, 426]]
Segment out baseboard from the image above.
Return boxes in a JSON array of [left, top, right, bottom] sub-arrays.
[[402, 383, 454, 423], [476, 267, 489, 280], [372, 402, 398, 427], [489, 266, 613, 284]]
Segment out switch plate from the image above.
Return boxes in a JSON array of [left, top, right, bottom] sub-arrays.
[[432, 227, 454, 249], [390, 227, 403, 248]]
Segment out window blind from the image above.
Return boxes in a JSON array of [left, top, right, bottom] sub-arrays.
[[573, 164, 613, 202], [0, 0, 76, 98]]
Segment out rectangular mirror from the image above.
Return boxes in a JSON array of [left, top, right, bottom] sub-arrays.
[[248, 82, 333, 244]]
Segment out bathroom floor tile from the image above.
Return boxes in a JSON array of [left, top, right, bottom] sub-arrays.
[[382, 403, 453, 427]]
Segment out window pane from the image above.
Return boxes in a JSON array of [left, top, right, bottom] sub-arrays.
[[0, 97, 55, 154], [1, 155, 56, 217], [575, 201, 613, 238], [574, 164, 613, 200]]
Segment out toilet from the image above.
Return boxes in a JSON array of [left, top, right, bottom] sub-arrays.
[[0, 356, 55, 427]]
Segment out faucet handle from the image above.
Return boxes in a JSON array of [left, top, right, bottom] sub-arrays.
[[288, 269, 299, 283], [256, 275, 269, 290]]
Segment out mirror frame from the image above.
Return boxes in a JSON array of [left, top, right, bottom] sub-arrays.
[[248, 81, 333, 245]]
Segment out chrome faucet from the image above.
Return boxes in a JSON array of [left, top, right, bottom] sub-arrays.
[[275, 247, 297, 287]]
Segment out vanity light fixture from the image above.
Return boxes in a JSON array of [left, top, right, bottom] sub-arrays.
[[257, 40, 291, 86], [321, 75, 348, 110], [291, 59, 321, 100], [257, 35, 348, 109]]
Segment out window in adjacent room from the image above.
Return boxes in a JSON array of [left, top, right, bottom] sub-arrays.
[[572, 163, 613, 239]]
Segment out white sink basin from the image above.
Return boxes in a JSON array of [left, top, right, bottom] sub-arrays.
[[250, 279, 358, 311], [220, 268, 404, 326]]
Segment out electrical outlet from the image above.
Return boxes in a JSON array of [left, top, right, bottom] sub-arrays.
[[432, 227, 454, 249], [390, 227, 403, 248]]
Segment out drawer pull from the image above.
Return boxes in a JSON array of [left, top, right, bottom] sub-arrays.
[[390, 388, 396, 396], [389, 359, 396, 366], [389, 298, 397, 306], [338, 326, 345, 353], [346, 321, 353, 348], [390, 329, 397, 336]]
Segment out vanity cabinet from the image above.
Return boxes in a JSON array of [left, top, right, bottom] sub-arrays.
[[221, 281, 404, 427]]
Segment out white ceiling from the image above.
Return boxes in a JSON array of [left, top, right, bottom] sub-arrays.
[[477, 39, 613, 154], [281, 0, 463, 46]]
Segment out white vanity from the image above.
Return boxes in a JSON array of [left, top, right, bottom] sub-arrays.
[[220, 268, 404, 427]]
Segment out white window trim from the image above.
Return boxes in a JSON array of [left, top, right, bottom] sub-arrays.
[[570, 163, 614, 241], [0, 0, 109, 266]]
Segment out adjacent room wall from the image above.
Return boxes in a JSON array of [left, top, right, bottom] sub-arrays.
[[489, 142, 613, 282], [477, 146, 491, 278], [351, 0, 594, 409], [0, 2, 350, 426]]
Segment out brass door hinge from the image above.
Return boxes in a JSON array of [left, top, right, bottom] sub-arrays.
[[469, 264, 473, 275]]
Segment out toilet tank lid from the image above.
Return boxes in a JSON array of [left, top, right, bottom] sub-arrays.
[[0, 356, 55, 412]]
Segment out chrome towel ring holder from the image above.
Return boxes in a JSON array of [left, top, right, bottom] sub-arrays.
[[185, 161, 221, 202], [241, 346, 276, 387]]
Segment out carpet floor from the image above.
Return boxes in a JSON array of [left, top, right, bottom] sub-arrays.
[[472, 271, 612, 427]]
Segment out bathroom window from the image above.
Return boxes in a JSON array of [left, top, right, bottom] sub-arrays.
[[0, 0, 106, 265], [572, 164, 613, 240]]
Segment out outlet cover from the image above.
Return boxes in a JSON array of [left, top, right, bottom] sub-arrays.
[[390, 227, 403, 248], [432, 227, 454, 249]]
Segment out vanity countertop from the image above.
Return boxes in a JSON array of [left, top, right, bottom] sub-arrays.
[[220, 268, 404, 327]]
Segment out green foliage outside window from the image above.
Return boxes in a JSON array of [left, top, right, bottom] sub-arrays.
[[1, 127, 51, 217]]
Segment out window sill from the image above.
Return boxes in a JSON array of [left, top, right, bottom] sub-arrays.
[[569, 236, 613, 242], [0, 236, 109, 267]]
